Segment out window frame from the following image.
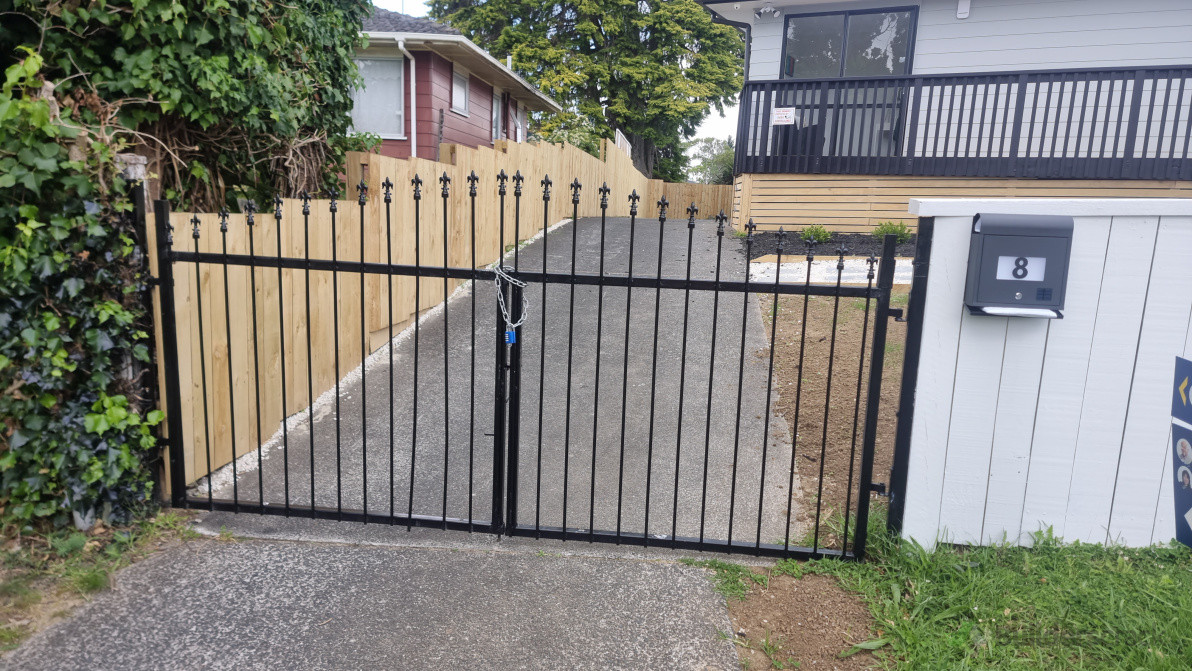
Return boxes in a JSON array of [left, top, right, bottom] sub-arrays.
[[351, 55, 406, 140], [451, 67, 470, 116], [780, 5, 919, 80], [492, 90, 504, 141]]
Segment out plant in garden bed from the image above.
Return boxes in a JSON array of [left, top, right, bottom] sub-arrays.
[[798, 225, 832, 245], [870, 221, 913, 244]]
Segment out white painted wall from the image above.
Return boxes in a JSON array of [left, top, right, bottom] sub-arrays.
[[745, 0, 1192, 80], [901, 198, 1192, 549]]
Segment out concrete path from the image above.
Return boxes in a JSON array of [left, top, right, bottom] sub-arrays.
[[202, 217, 803, 547], [3, 538, 738, 670]]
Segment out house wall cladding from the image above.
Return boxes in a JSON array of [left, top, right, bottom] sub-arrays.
[[901, 198, 1192, 549], [747, 0, 1192, 80]]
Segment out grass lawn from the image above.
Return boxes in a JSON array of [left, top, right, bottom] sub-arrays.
[[1, 510, 198, 652], [690, 508, 1192, 669]]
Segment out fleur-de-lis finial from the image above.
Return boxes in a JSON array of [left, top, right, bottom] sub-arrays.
[[412, 174, 423, 201], [439, 172, 451, 198], [657, 195, 669, 223], [328, 187, 339, 213], [382, 177, 393, 204], [357, 178, 367, 205], [715, 211, 726, 236], [570, 178, 582, 204], [628, 189, 640, 216], [541, 174, 552, 201], [598, 182, 610, 208], [804, 235, 815, 260], [245, 200, 257, 227], [218, 208, 229, 233], [746, 219, 756, 242], [777, 227, 786, 255], [512, 170, 524, 196], [300, 190, 311, 215], [273, 195, 283, 222], [497, 169, 508, 196], [866, 253, 878, 280], [467, 170, 479, 197], [686, 202, 698, 228], [191, 214, 201, 239], [836, 244, 848, 271]]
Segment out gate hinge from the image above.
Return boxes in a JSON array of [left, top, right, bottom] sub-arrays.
[[869, 481, 889, 497], [887, 308, 906, 322], [145, 275, 162, 288]]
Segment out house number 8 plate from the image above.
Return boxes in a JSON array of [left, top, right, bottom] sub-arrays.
[[996, 255, 1046, 281]]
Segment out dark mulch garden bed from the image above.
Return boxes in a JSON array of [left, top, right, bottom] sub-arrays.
[[748, 231, 917, 260]]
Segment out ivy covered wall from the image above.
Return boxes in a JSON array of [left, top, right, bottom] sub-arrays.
[[0, 1, 373, 529]]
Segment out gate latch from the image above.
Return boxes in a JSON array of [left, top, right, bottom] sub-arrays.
[[869, 481, 889, 497], [887, 308, 906, 323]]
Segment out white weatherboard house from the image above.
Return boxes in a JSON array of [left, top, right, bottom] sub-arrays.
[[697, 0, 1192, 232]]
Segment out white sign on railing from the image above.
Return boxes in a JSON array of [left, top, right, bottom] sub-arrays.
[[771, 107, 797, 126]]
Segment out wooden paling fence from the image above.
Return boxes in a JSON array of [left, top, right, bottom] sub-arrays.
[[152, 139, 731, 486]]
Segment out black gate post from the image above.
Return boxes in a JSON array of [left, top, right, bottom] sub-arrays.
[[505, 282, 524, 533], [887, 218, 933, 535], [492, 282, 509, 535], [852, 234, 898, 559], [153, 200, 188, 507]]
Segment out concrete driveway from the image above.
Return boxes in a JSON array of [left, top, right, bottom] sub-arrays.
[[202, 217, 801, 547], [2, 536, 739, 670]]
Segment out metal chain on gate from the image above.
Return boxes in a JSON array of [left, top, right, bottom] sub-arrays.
[[493, 264, 528, 343]]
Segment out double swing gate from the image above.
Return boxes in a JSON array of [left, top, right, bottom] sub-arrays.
[[155, 172, 898, 560]]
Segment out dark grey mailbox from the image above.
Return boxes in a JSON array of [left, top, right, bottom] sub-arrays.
[[964, 213, 1073, 318]]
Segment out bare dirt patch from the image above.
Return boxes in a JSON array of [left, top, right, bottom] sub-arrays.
[[758, 288, 907, 550], [728, 571, 877, 670]]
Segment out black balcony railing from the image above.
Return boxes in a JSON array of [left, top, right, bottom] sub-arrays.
[[735, 66, 1192, 180]]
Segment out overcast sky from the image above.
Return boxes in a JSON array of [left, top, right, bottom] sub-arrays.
[[370, 0, 739, 143]]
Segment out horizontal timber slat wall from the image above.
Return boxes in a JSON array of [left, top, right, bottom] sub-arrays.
[[157, 139, 731, 486], [732, 173, 1192, 233]]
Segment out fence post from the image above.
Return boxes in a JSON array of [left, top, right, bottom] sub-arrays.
[[852, 234, 898, 559], [153, 200, 188, 507], [887, 218, 933, 536]]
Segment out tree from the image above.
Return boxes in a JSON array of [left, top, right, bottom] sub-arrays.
[[0, 0, 373, 210], [688, 136, 735, 184], [429, 0, 744, 179]]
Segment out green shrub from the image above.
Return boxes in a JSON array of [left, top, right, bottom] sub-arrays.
[[0, 52, 162, 529], [798, 225, 832, 245], [872, 220, 914, 244]]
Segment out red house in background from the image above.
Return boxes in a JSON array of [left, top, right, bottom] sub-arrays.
[[354, 9, 561, 160]]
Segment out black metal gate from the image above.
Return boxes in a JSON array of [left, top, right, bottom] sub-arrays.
[[155, 174, 898, 560]]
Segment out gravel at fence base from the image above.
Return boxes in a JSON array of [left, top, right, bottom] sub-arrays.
[[749, 258, 914, 285], [748, 231, 917, 260]]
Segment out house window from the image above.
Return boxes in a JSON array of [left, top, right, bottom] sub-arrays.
[[782, 7, 916, 78], [452, 69, 469, 115], [351, 57, 405, 138], [492, 91, 504, 141]]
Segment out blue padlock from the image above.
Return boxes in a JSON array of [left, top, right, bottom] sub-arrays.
[[505, 330, 517, 344]]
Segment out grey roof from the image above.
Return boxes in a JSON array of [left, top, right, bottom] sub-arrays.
[[362, 7, 460, 35]]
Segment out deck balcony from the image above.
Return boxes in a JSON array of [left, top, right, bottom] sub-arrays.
[[734, 66, 1192, 180]]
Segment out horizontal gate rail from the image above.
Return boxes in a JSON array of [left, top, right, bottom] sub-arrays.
[[168, 251, 879, 298]]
